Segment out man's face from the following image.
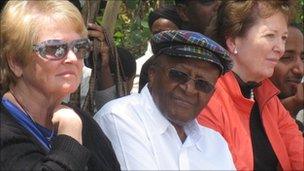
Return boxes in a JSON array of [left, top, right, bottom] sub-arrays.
[[177, 0, 219, 34], [270, 26, 304, 98], [148, 55, 220, 125]]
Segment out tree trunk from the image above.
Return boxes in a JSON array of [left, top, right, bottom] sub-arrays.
[[74, 0, 127, 114], [101, 1, 122, 37]]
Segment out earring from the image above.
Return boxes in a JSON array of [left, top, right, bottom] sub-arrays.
[[234, 48, 238, 54]]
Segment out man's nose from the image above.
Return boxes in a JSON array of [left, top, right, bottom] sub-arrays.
[[181, 79, 197, 95], [292, 55, 304, 76]]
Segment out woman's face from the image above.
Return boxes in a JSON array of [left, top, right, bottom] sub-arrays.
[[232, 11, 288, 82], [21, 23, 85, 99]]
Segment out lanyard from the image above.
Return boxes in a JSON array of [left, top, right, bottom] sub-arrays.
[[1, 98, 51, 152]]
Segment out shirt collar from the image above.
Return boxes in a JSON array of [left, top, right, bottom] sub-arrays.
[[184, 119, 203, 151], [184, 120, 201, 142], [140, 85, 171, 134], [140, 85, 203, 150]]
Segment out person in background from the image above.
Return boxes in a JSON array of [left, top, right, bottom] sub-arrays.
[[63, 21, 114, 109], [92, 47, 137, 109], [63, 0, 134, 112], [117, 47, 137, 93], [66, 0, 119, 112], [197, 1, 303, 170], [175, 0, 220, 34], [148, 5, 182, 35], [94, 30, 235, 170], [67, 0, 142, 113], [138, 56, 155, 92], [270, 23, 304, 132], [0, 1, 120, 170], [132, 6, 182, 93]]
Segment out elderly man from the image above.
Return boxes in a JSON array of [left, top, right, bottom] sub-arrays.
[[94, 30, 235, 170]]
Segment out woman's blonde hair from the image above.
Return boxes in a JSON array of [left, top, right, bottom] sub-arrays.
[[0, 0, 88, 92]]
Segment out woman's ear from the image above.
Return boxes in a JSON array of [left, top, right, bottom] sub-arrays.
[[7, 56, 23, 78], [226, 37, 237, 54]]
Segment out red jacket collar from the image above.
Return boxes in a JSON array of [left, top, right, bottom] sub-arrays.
[[217, 71, 280, 111]]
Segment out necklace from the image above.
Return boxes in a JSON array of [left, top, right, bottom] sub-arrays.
[[9, 90, 55, 141], [250, 89, 254, 100]]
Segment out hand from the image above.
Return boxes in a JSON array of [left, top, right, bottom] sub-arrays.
[[87, 23, 110, 67], [52, 105, 83, 144], [87, 23, 114, 91]]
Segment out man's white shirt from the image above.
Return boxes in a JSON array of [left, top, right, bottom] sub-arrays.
[[94, 85, 236, 170]]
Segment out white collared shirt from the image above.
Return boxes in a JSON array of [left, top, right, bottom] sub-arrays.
[[94, 85, 235, 170]]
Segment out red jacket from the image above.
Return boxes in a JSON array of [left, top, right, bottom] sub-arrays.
[[198, 71, 303, 170]]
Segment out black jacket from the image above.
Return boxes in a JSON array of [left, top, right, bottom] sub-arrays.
[[0, 100, 120, 170]]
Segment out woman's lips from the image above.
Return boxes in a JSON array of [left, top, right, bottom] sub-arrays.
[[56, 71, 76, 77], [266, 58, 279, 66]]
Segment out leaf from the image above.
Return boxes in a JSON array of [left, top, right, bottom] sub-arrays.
[[121, 14, 131, 24], [141, 21, 149, 28], [96, 16, 103, 25], [114, 31, 124, 38]]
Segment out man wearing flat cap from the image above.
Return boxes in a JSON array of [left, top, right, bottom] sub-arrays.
[[94, 30, 235, 170]]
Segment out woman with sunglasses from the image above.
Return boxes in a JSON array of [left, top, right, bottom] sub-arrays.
[[197, 1, 303, 170], [0, 1, 119, 170]]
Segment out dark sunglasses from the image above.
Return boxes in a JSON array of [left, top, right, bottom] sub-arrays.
[[33, 38, 92, 60], [167, 68, 214, 93]]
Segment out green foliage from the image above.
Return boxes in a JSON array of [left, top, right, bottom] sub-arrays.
[[297, 0, 304, 27], [112, 1, 150, 58], [112, 0, 174, 58], [293, 0, 304, 32]]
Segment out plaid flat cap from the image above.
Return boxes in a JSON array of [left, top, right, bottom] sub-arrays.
[[150, 30, 232, 74]]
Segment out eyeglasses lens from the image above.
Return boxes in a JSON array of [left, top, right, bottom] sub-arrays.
[[34, 39, 91, 60], [168, 69, 189, 84], [72, 39, 91, 59], [168, 69, 214, 93], [45, 42, 68, 59], [195, 79, 213, 93]]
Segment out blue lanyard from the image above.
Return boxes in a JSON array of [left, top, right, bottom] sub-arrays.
[[1, 98, 51, 152]]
